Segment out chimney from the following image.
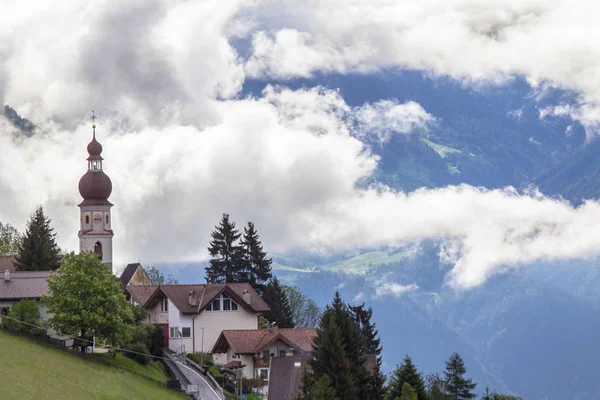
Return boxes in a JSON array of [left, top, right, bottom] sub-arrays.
[[242, 289, 251, 305], [188, 291, 197, 306], [4, 270, 10, 281], [270, 323, 278, 333]]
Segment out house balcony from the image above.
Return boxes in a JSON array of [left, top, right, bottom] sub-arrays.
[[253, 358, 270, 368]]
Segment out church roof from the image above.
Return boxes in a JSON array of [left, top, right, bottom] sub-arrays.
[[119, 263, 141, 287]]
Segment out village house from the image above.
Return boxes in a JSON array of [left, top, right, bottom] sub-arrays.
[[128, 283, 271, 358], [211, 326, 317, 397]]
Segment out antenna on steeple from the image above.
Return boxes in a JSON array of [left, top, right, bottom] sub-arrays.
[[91, 110, 97, 137]]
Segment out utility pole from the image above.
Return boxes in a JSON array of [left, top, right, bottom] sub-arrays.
[[200, 326, 205, 366]]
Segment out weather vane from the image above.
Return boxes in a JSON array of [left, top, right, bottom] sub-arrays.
[[91, 110, 97, 124]]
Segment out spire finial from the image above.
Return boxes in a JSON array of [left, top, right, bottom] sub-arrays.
[[91, 110, 97, 138]]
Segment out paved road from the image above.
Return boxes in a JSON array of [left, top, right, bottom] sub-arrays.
[[176, 360, 222, 400]]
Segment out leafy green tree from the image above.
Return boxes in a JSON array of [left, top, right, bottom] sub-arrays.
[[1, 299, 43, 335], [388, 355, 428, 400], [145, 265, 179, 285], [443, 353, 477, 400], [262, 277, 295, 328], [0, 222, 22, 256], [43, 252, 133, 351], [425, 373, 446, 400], [206, 213, 245, 283], [350, 303, 385, 400], [399, 383, 418, 400], [14, 206, 60, 271], [240, 221, 272, 294], [257, 313, 269, 329], [284, 285, 321, 328]]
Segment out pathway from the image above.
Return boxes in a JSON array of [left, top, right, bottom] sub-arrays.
[[175, 361, 222, 400]]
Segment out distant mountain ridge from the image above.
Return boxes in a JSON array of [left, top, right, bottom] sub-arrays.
[[2, 105, 36, 135]]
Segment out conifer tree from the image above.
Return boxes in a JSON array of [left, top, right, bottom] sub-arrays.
[[262, 277, 295, 328], [443, 353, 477, 400], [481, 387, 492, 400], [350, 303, 385, 400], [205, 213, 245, 283], [300, 298, 358, 400], [240, 221, 272, 294], [388, 355, 428, 400], [425, 373, 446, 400], [14, 206, 60, 271]]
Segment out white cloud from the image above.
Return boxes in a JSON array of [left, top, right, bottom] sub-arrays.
[[4, 0, 600, 292], [242, 0, 600, 136], [375, 282, 419, 299], [355, 100, 435, 143]]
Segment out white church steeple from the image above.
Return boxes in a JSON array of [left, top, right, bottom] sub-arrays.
[[77, 113, 114, 271]]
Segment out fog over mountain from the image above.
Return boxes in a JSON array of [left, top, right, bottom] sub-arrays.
[[3, 0, 600, 292]]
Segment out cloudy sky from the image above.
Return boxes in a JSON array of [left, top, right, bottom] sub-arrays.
[[1, 0, 600, 289]]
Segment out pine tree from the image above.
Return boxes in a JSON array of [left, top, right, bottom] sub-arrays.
[[240, 221, 272, 294], [262, 277, 295, 328], [400, 383, 418, 400], [350, 303, 385, 400], [443, 353, 477, 400], [481, 387, 492, 400], [205, 213, 245, 283], [301, 301, 358, 400], [388, 355, 428, 400], [14, 206, 60, 271]]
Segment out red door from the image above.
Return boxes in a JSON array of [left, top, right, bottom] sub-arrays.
[[159, 324, 169, 347]]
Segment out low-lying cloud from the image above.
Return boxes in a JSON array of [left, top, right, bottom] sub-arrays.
[[2, 0, 600, 290]]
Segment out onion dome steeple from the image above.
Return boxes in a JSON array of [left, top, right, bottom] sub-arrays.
[[78, 116, 112, 206]]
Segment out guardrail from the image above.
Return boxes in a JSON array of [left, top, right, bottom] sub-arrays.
[[162, 350, 191, 391], [184, 358, 225, 400]]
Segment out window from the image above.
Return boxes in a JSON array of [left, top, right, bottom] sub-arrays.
[[181, 327, 191, 338], [170, 327, 179, 338], [262, 350, 270, 359], [161, 298, 168, 312], [85, 215, 89, 224], [279, 350, 286, 357], [232, 354, 240, 359], [106, 215, 109, 224], [259, 368, 269, 383], [205, 294, 238, 311]]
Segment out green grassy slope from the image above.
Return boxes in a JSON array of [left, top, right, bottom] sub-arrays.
[[322, 251, 411, 275], [94, 353, 169, 383], [0, 331, 186, 400]]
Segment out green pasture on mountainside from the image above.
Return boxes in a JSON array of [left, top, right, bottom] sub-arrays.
[[0, 331, 186, 400]]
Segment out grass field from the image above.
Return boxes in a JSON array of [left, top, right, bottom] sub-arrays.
[[0, 331, 186, 400], [94, 352, 169, 383]]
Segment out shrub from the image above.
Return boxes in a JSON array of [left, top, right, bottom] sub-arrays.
[[2, 299, 43, 336], [188, 352, 214, 367], [122, 342, 150, 365], [149, 324, 165, 357]]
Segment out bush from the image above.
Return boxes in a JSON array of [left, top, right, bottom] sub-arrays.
[[149, 324, 165, 357], [122, 342, 150, 365], [2, 300, 44, 336], [188, 352, 214, 367], [246, 393, 262, 400]]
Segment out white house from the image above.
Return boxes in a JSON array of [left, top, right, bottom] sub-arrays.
[[139, 283, 271, 358], [211, 326, 317, 397]]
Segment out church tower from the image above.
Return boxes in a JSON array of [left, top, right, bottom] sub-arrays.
[[77, 120, 114, 271]]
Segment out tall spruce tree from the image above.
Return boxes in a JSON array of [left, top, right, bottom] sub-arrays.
[[443, 353, 477, 400], [262, 277, 295, 328], [14, 206, 60, 271], [301, 291, 374, 400], [205, 213, 245, 283], [350, 303, 385, 400], [388, 355, 428, 400], [400, 383, 418, 400], [300, 295, 358, 400], [240, 221, 272, 294]]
